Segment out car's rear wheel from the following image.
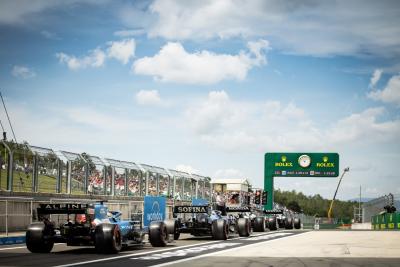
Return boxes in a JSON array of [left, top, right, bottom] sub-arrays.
[[165, 219, 180, 240], [212, 219, 228, 240], [149, 221, 168, 247], [237, 218, 251, 237], [268, 217, 278, 231], [95, 224, 122, 254], [253, 216, 265, 232], [26, 222, 54, 253], [285, 217, 294, 229], [294, 218, 301, 229]]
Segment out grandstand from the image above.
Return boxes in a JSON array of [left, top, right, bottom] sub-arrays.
[[0, 140, 211, 201]]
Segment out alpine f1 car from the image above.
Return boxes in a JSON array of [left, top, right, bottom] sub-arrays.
[[26, 202, 170, 254]]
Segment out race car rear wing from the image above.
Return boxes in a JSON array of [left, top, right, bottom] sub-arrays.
[[173, 205, 208, 213], [263, 209, 284, 215], [225, 206, 251, 213], [37, 203, 89, 215]]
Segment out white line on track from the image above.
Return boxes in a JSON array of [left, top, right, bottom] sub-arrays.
[[52, 231, 282, 267], [150, 231, 309, 267], [52, 240, 221, 267]]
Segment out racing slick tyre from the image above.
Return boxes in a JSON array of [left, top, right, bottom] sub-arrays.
[[95, 224, 122, 254], [237, 218, 251, 237], [278, 218, 285, 228], [149, 221, 168, 247], [165, 219, 180, 240], [212, 219, 229, 240], [26, 222, 54, 253], [268, 217, 278, 231], [294, 218, 301, 229], [253, 217, 265, 232], [285, 217, 294, 229]]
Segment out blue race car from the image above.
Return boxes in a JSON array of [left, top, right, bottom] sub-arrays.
[[26, 202, 169, 254], [169, 205, 251, 240]]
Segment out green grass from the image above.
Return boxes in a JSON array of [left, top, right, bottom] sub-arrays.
[[0, 170, 58, 193]]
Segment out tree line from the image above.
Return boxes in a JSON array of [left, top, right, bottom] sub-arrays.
[[274, 189, 357, 219]]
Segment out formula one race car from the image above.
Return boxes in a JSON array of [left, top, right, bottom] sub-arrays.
[[169, 205, 251, 240], [263, 209, 301, 230], [26, 202, 169, 254]]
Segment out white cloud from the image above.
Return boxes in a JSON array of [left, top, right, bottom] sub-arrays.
[[214, 169, 244, 179], [11, 65, 36, 79], [40, 30, 60, 40], [327, 107, 400, 144], [368, 74, 400, 106], [186, 91, 248, 135], [56, 48, 106, 70], [114, 29, 146, 37], [107, 39, 136, 64], [132, 39, 269, 84], [144, 0, 400, 57], [135, 90, 163, 106], [175, 164, 199, 174], [369, 69, 383, 88], [185, 91, 400, 152], [57, 39, 136, 70], [365, 187, 378, 194]]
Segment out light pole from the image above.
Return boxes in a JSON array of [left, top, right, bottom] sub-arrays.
[[328, 167, 350, 219]]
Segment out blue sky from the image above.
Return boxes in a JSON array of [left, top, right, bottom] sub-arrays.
[[1, 0, 400, 200]]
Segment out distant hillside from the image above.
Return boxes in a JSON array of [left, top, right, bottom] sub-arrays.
[[274, 189, 357, 219]]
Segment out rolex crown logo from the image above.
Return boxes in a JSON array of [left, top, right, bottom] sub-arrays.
[[323, 156, 328, 163], [281, 156, 287, 162]]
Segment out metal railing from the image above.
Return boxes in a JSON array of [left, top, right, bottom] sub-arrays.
[[362, 193, 399, 223]]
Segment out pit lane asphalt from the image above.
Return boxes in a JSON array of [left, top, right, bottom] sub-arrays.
[[0, 230, 306, 267]]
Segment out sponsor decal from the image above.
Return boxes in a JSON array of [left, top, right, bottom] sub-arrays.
[[147, 201, 163, 221], [39, 203, 88, 210], [263, 209, 283, 215], [144, 196, 166, 227], [275, 155, 293, 167], [174, 206, 208, 213], [316, 156, 335, 168], [225, 206, 251, 212], [0, 236, 26, 246]]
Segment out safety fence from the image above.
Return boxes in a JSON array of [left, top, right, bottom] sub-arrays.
[[363, 193, 400, 223], [0, 141, 212, 202], [371, 212, 400, 230]]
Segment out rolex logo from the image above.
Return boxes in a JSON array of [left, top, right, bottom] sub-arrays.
[[282, 156, 287, 162], [323, 156, 328, 163]]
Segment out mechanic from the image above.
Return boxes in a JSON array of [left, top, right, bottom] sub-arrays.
[[216, 192, 226, 216]]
